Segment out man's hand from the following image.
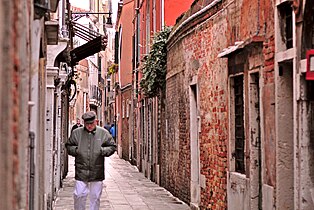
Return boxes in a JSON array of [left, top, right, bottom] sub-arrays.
[[100, 146, 115, 157]]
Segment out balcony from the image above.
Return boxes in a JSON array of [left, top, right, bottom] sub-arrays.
[[89, 85, 102, 107]]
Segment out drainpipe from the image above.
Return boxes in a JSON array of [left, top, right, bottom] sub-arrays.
[[29, 131, 35, 210], [61, 0, 68, 37]]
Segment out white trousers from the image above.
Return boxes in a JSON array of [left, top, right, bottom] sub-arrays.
[[73, 180, 103, 210]]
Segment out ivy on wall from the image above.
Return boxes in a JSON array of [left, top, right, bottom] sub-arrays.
[[140, 26, 172, 98]]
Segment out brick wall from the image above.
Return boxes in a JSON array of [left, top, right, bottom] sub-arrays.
[[164, 2, 230, 209], [162, 72, 191, 203], [262, 37, 276, 186], [163, 0, 276, 208], [188, 21, 229, 210]]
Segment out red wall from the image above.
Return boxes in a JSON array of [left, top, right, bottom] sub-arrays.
[[118, 0, 134, 87], [164, 0, 193, 26]]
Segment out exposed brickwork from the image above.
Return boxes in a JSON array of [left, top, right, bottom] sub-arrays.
[[263, 36, 275, 85], [191, 23, 228, 210], [161, 72, 191, 203], [164, 0, 276, 208], [165, 7, 230, 209], [262, 36, 276, 186], [167, 6, 230, 208]]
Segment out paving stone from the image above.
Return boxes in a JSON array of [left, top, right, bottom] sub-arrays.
[[53, 153, 190, 210]]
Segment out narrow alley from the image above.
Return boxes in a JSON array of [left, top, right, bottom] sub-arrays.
[[3, 0, 314, 209], [53, 153, 191, 210]]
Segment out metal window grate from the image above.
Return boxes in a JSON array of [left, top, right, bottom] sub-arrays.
[[234, 75, 245, 173], [279, 2, 293, 49]]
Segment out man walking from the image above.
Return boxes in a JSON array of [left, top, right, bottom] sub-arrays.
[[104, 121, 111, 132], [109, 123, 116, 141], [71, 118, 83, 133], [66, 111, 116, 210]]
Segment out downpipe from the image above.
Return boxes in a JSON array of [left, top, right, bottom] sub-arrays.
[[29, 131, 35, 210]]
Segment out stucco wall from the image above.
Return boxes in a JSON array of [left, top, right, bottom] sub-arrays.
[[0, 0, 32, 209], [0, 1, 14, 209], [119, 0, 134, 87], [164, 0, 193, 26]]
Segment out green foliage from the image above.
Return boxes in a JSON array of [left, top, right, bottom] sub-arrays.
[[140, 26, 172, 98], [108, 63, 118, 76]]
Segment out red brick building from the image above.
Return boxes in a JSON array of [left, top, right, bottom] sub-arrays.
[[164, 0, 275, 209], [117, 0, 314, 209], [128, 0, 193, 182], [164, 0, 314, 209]]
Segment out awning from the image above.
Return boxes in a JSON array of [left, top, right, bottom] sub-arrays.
[[218, 36, 264, 58], [69, 21, 108, 66]]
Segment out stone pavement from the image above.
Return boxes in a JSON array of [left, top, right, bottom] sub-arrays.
[[53, 153, 191, 210]]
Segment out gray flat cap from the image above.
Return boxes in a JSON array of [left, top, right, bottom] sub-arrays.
[[82, 111, 96, 123]]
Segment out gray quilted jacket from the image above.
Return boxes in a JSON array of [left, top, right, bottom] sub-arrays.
[[66, 126, 116, 182]]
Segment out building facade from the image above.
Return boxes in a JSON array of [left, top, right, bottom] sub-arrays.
[[116, 0, 314, 209], [115, 0, 134, 160], [165, 0, 314, 209], [0, 0, 113, 209], [0, 0, 64, 209], [126, 0, 193, 184]]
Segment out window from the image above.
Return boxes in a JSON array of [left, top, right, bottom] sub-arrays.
[[301, 0, 314, 58], [233, 75, 245, 173], [126, 100, 130, 118], [278, 2, 293, 49], [122, 100, 125, 119], [107, 81, 110, 92]]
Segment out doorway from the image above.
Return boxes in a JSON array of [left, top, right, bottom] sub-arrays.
[[190, 83, 200, 208]]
